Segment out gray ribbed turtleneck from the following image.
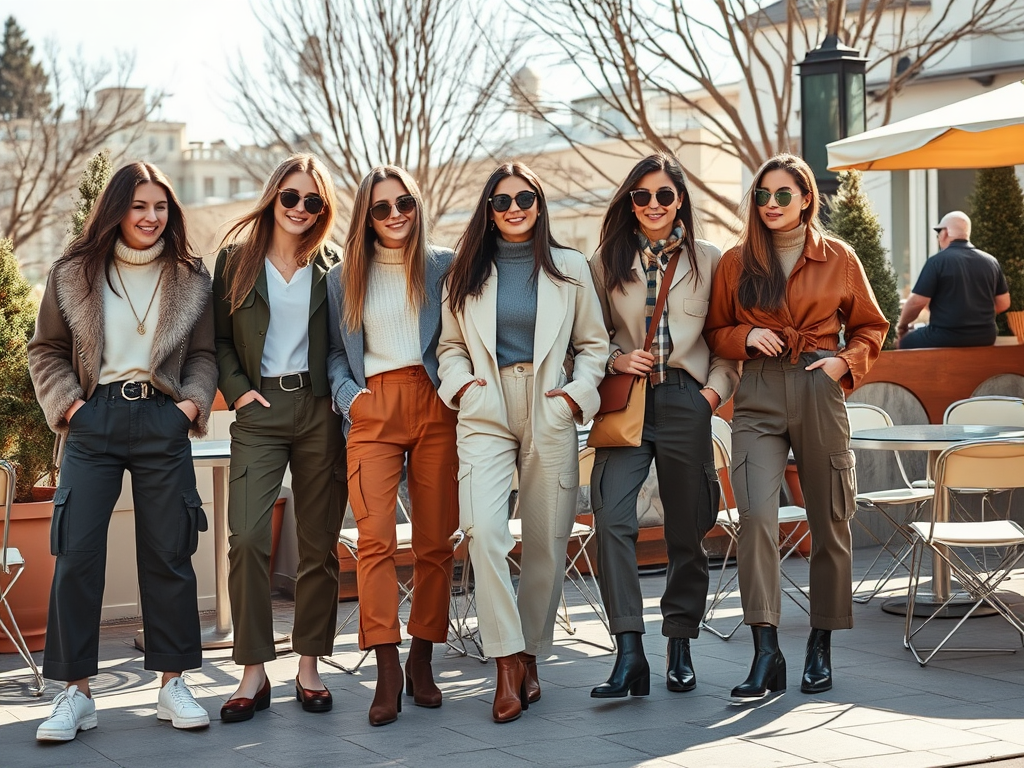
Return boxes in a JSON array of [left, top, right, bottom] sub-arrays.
[[494, 237, 538, 368]]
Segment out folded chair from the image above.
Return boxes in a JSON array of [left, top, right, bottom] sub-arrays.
[[702, 417, 810, 640], [904, 439, 1024, 666], [1, 459, 45, 695], [846, 403, 934, 603]]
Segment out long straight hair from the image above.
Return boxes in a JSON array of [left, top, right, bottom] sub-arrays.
[[597, 152, 698, 293], [446, 161, 569, 315], [220, 153, 337, 313], [737, 153, 822, 311], [341, 165, 428, 332], [61, 161, 200, 292]]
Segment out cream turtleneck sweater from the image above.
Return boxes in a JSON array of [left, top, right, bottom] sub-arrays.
[[362, 242, 422, 379], [98, 239, 165, 385], [773, 223, 807, 279]]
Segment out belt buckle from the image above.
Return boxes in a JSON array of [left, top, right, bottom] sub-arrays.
[[120, 381, 148, 401], [279, 373, 303, 392]]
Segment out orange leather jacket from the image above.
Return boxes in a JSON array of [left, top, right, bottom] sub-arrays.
[[704, 227, 888, 390]]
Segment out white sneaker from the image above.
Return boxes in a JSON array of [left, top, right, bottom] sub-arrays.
[[157, 677, 210, 729], [35, 685, 98, 742]]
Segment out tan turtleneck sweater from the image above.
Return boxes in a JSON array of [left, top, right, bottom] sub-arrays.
[[774, 223, 807, 279], [362, 242, 422, 379], [98, 239, 165, 385]]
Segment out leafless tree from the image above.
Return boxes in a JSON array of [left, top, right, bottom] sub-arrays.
[[230, 0, 520, 225], [526, 0, 1024, 223], [0, 49, 159, 255]]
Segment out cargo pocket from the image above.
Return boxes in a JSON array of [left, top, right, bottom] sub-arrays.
[[347, 460, 369, 522], [698, 461, 720, 538], [457, 463, 474, 531], [589, 453, 608, 516], [830, 450, 857, 521], [50, 486, 71, 555], [228, 463, 247, 532], [179, 488, 208, 558], [556, 472, 579, 538], [731, 452, 750, 514]]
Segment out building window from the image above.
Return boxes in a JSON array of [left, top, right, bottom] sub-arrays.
[[229, 177, 240, 198], [168, 136, 175, 151], [203, 177, 215, 198]]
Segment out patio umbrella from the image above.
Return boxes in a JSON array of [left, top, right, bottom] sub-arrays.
[[826, 79, 1024, 171]]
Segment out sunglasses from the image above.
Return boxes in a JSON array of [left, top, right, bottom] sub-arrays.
[[629, 188, 676, 208], [754, 188, 795, 207], [369, 195, 417, 221], [489, 191, 537, 212], [278, 189, 325, 215]]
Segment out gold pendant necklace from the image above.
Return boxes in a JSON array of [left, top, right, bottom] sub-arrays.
[[113, 259, 161, 335]]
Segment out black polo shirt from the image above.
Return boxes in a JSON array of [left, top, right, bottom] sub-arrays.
[[912, 239, 1008, 338]]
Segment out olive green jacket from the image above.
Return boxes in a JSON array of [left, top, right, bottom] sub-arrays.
[[213, 245, 339, 408]]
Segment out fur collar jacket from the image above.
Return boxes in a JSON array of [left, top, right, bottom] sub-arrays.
[[28, 254, 218, 437]]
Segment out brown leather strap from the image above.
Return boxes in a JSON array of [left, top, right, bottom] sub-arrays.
[[642, 254, 679, 353]]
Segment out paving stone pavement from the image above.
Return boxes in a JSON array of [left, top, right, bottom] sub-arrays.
[[3, 550, 1024, 768]]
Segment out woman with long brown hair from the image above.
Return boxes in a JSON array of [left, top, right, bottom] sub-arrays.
[[28, 161, 217, 741], [588, 153, 738, 699], [705, 153, 888, 700], [438, 161, 608, 723], [326, 165, 457, 726], [213, 154, 347, 722]]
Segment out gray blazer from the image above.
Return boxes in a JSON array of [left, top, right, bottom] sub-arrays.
[[326, 245, 454, 434]]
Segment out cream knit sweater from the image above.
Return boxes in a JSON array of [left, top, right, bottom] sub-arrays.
[[362, 243, 422, 379], [98, 239, 164, 384]]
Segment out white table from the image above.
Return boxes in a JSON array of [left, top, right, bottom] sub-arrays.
[[190, 440, 234, 649], [850, 424, 1024, 617]]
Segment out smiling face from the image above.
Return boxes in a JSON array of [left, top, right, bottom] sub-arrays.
[[490, 175, 539, 243], [274, 171, 323, 236], [756, 169, 809, 232], [369, 176, 417, 249], [631, 170, 683, 242], [119, 182, 168, 250]]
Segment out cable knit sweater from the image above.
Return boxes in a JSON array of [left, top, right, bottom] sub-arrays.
[[363, 242, 423, 378]]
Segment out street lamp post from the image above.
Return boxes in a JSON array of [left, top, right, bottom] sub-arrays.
[[799, 34, 868, 199]]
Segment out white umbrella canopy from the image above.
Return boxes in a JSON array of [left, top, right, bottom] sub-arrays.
[[827, 79, 1024, 171]]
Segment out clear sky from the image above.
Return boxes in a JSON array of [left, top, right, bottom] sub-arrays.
[[2, 0, 266, 145]]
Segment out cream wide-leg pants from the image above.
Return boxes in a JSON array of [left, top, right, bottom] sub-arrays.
[[455, 363, 580, 658]]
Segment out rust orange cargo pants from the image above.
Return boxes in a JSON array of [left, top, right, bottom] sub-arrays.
[[345, 365, 459, 649]]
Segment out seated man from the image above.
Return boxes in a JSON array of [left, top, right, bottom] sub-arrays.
[[897, 210, 1011, 349]]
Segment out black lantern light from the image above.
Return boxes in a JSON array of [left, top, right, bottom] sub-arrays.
[[799, 35, 868, 199]]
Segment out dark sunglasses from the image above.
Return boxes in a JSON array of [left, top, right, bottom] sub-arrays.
[[278, 189, 325, 215], [369, 195, 417, 221], [489, 191, 537, 212], [629, 188, 676, 208], [754, 188, 795, 207]]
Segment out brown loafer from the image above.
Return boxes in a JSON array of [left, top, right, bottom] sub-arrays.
[[220, 677, 271, 723]]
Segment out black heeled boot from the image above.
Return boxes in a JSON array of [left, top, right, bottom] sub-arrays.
[[590, 632, 651, 698], [731, 625, 786, 701], [666, 638, 696, 692], [801, 628, 832, 694]]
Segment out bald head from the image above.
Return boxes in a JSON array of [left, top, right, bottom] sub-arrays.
[[938, 211, 971, 240]]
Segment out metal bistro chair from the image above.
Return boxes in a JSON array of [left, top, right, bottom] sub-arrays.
[[846, 403, 934, 603], [702, 416, 810, 640], [904, 439, 1024, 666], [1, 459, 45, 695]]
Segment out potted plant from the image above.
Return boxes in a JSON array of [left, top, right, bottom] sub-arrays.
[[968, 167, 1024, 341]]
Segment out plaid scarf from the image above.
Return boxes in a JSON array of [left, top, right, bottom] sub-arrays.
[[638, 221, 686, 386]]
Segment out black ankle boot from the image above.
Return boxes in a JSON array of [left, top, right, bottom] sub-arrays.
[[731, 625, 786, 701], [591, 632, 651, 698], [801, 628, 832, 694], [666, 637, 696, 692]]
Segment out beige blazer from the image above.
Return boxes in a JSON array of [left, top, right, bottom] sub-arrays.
[[589, 239, 739, 402], [437, 247, 609, 446]]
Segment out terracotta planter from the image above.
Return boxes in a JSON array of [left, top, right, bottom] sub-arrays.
[[1, 487, 56, 654], [1006, 310, 1024, 343]]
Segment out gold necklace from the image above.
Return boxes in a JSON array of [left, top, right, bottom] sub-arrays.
[[113, 259, 162, 335]]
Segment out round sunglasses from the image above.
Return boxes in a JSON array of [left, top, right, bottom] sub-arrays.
[[277, 189, 325, 215], [629, 188, 676, 208], [369, 195, 417, 221], [754, 188, 796, 207], [489, 191, 537, 212]]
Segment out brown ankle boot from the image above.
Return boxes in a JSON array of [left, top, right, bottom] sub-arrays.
[[518, 652, 541, 703], [492, 654, 529, 723], [405, 637, 442, 708], [369, 644, 403, 726]]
